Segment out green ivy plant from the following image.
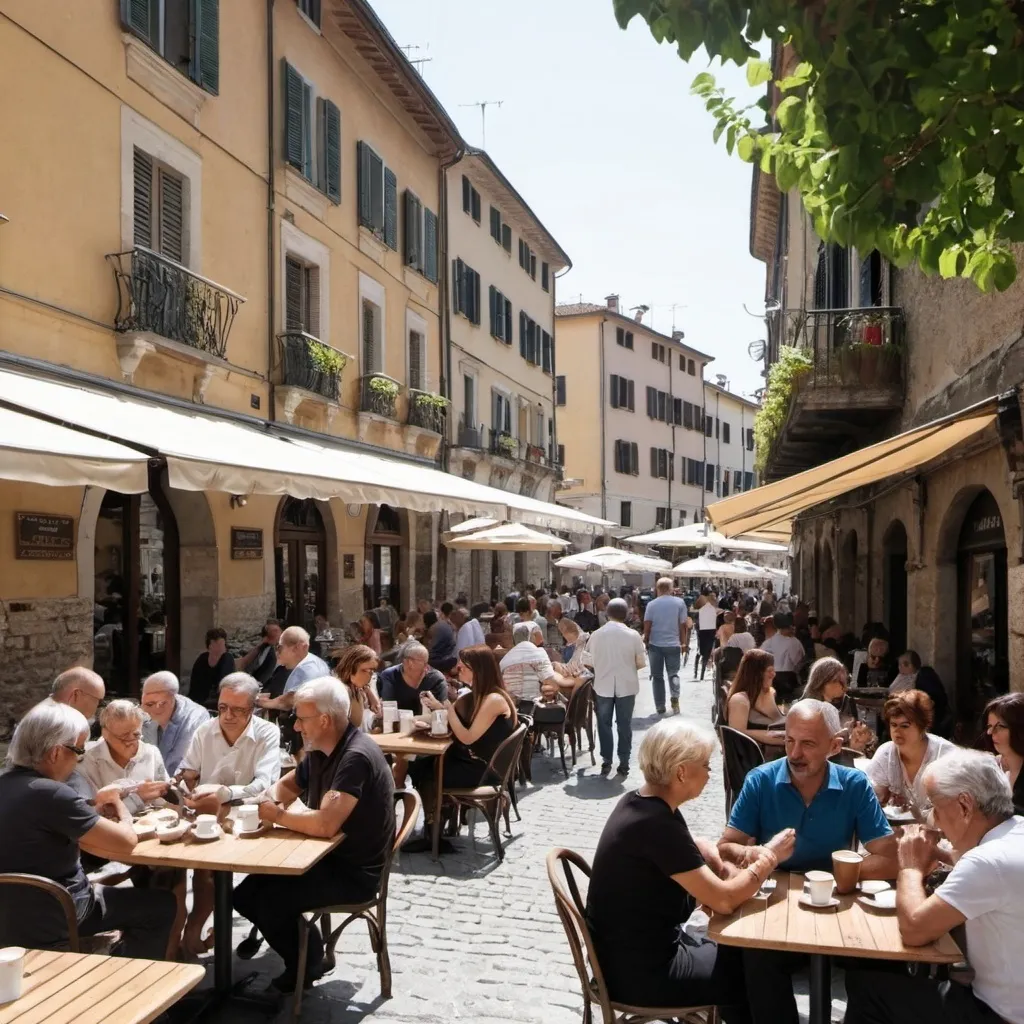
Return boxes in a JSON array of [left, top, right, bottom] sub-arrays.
[[753, 346, 812, 471], [307, 340, 347, 379], [367, 374, 399, 398], [613, 0, 1024, 291], [413, 391, 449, 409]]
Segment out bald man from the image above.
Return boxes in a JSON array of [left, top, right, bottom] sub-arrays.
[[257, 626, 329, 712], [50, 667, 105, 724]]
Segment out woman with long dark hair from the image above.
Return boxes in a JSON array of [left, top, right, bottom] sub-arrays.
[[725, 650, 786, 749], [980, 692, 1024, 814], [334, 644, 381, 731]]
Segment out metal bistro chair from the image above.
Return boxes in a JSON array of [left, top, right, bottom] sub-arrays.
[[546, 849, 718, 1024], [717, 725, 765, 817], [0, 873, 121, 954], [292, 790, 421, 1017], [533, 681, 595, 776], [442, 723, 528, 862]]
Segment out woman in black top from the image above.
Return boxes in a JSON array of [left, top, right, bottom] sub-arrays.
[[586, 719, 794, 1021], [980, 692, 1024, 814]]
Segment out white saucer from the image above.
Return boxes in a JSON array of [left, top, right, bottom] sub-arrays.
[[858, 890, 897, 911], [858, 880, 891, 895], [235, 822, 270, 838], [191, 825, 224, 843], [798, 893, 840, 909]]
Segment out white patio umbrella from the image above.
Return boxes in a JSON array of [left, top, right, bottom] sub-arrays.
[[671, 556, 766, 581], [443, 522, 570, 552], [555, 547, 672, 574], [625, 522, 788, 553], [730, 559, 790, 583], [446, 516, 499, 535]]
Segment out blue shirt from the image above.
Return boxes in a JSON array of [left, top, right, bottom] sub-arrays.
[[643, 595, 688, 648], [727, 758, 892, 872], [283, 652, 332, 694], [142, 694, 211, 775]]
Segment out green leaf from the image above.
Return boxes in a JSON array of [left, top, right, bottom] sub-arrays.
[[938, 246, 962, 278], [737, 133, 756, 162], [775, 96, 803, 132], [746, 59, 773, 87]]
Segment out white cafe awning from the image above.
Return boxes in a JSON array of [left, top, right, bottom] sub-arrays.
[[443, 522, 571, 552], [0, 405, 149, 492], [0, 370, 613, 534], [624, 522, 789, 553]]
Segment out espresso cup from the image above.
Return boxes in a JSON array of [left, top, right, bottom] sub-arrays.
[[194, 814, 218, 838], [0, 947, 25, 1004], [805, 870, 835, 906], [237, 805, 260, 832], [832, 849, 864, 894]]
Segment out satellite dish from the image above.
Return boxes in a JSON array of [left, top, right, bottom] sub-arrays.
[[748, 340, 766, 360]]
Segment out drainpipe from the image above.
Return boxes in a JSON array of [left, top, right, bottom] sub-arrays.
[[552, 265, 571, 482], [599, 317, 608, 524], [437, 147, 464, 471], [265, 0, 276, 422]]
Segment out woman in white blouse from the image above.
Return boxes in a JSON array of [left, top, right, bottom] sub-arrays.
[[80, 699, 169, 814], [866, 689, 954, 812], [556, 618, 590, 675]]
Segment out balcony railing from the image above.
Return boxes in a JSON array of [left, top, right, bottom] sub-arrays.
[[784, 306, 905, 392], [359, 373, 400, 420], [455, 419, 485, 449], [406, 389, 447, 434], [277, 331, 348, 402], [489, 428, 521, 460], [106, 246, 244, 359]]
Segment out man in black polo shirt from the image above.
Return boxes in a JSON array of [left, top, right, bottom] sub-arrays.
[[233, 675, 395, 993], [377, 641, 448, 711]]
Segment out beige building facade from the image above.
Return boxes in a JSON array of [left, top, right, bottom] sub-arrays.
[[702, 381, 759, 504], [555, 297, 713, 535]]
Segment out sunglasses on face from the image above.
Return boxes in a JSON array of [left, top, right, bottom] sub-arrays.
[[63, 743, 86, 757]]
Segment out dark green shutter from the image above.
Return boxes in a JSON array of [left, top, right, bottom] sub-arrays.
[[504, 299, 512, 343], [194, 0, 219, 95], [489, 285, 497, 335], [157, 168, 184, 263], [423, 209, 438, 283], [121, 0, 157, 46], [357, 142, 371, 228], [285, 257, 303, 330], [133, 148, 153, 248], [519, 311, 527, 358], [284, 61, 304, 172], [502, 224, 511, 252], [324, 100, 341, 203], [403, 190, 418, 267], [627, 379, 634, 411], [383, 168, 398, 249]]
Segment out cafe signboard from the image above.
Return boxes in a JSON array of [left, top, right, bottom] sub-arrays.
[[16, 512, 75, 561], [231, 527, 264, 560]]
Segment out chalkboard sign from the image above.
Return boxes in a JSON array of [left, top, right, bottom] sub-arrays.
[[16, 512, 75, 560], [231, 527, 264, 560]]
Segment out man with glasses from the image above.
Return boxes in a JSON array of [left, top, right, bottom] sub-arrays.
[[257, 626, 329, 713], [48, 667, 106, 799], [140, 671, 210, 775], [176, 673, 280, 955]]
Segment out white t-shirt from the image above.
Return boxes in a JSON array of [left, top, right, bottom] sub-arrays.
[[499, 642, 556, 701], [936, 816, 1024, 1023], [760, 633, 806, 673], [698, 601, 718, 630], [726, 632, 756, 653], [864, 733, 954, 809]]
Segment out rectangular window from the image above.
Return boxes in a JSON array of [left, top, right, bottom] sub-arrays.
[[655, 507, 670, 528], [656, 391, 667, 423], [722, 474, 730, 497], [541, 331, 553, 373], [557, 443, 565, 464], [679, 509, 688, 525], [357, 141, 396, 247], [133, 147, 186, 264], [704, 415, 713, 438], [121, 0, 220, 95], [705, 463, 715, 492], [734, 470, 742, 492], [463, 374, 476, 427], [746, 428, 755, 451], [614, 440, 639, 475], [529, 253, 536, 279], [715, 418, 720, 440], [284, 255, 320, 336], [616, 327, 625, 347], [679, 354, 685, 371], [683, 401, 694, 430], [744, 471, 754, 491], [673, 398, 682, 426], [361, 296, 382, 374], [407, 329, 424, 391], [541, 262, 550, 291], [646, 386, 655, 418], [403, 190, 423, 271], [492, 390, 512, 435], [297, 0, 320, 25], [556, 375, 566, 406], [489, 205, 502, 244], [452, 258, 481, 325], [688, 359, 696, 376], [625, 331, 633, 349], [723, 422, 731, 444], [501, 224, 512, 252], [283, 63, 340, 202], [620, 501, 632, 527]]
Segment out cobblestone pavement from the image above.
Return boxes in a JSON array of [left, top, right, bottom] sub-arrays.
[[204, 643, 835, 1023]]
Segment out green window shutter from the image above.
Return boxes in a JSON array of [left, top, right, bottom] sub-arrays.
[[285, 256, 303, 331], [462, 176, 471, 213], [323, 99, 341, 203], [383, 167, 398, 249], [627, 379, 635, 411], [283, 61, 304, 172], [423, 208, 438, 283], [121, 0, 157, 46], [194, 0, 219, 95], [403, 190, 418, 267], [357, 141, 372, 228], [133, 148, 153, 248], [610, 374, 619, 409], [503, 299, 512, 343], [157, 168, 185, 263], [489, 285, 497, 335], [502, 224, 511, 252], [519, 311, 527, 358]]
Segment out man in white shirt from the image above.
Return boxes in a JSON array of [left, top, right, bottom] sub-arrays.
[[694, 588, 719, 681], [178, 672, 280, 955], [257, 626, 329, 712], [500, 622, 567, 702], [582, 598, 646, 777], [452, 608, 485, 652], [759, 615, 806, 701], [846, 750, 1024, 1024]]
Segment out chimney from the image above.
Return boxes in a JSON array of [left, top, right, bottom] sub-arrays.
[[605, 294, 619, 313], [672, 329, 685, 342], [634, 308, 644, 323]]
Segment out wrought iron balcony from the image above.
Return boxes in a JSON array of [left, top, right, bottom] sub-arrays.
[[406, 389, 447, 434], [359, 373, 400, 420], [489, 428, 521, 461], [455, 418, 485, 449], [277, 332, 348, 402], [106, 246, 243, 359]]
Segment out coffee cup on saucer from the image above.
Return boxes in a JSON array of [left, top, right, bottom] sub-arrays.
[[805, 870, 836, 906], [194, 814, 219, 839], [237, 805, 260, 832]]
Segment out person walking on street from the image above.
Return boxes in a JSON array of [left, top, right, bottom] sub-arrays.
[[643, 578, 689, 715], [583, 598, 646, 777], [694, 588, 719, 680]]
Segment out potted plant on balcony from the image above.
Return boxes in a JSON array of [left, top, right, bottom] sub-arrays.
[[368, 374, 399, 398], [860, 311, 886, 346], [413, 390, 448, 410], [753, 346, 812, 473], [307, 341, 347, 397], [412, 390, 448, 432], [497, 433, 518, 458]]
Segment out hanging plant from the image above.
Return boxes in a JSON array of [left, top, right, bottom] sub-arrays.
[[307, 340, 347, 378], [368, 374, 399, 398], [414, 391, 449, 409], [753, 346, 812, 473], [497, 433, 518, 457]]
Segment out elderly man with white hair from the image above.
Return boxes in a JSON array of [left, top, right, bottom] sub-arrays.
[[257, 625, 330, 712], [176, 672, 280, 955], [499, 620, 569, 704], [140, 670, 209, 775], [717, 699, 897, 1024], [0, 701, 175, 957], [845, 749, 1024, 1024], [233, 676, 395, 993]]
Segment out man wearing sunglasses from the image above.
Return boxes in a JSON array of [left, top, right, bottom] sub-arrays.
[[48, 667, 106, 799]]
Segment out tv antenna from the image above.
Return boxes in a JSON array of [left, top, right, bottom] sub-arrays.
[[399, 44, 432, 76], [459, 100, 504, 149]]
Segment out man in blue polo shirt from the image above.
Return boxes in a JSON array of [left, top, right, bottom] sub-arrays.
[[718, 700, 896, 1024]]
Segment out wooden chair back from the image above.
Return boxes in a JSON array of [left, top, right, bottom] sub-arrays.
[[0, 873, 79, 951], [565, 679, 594, 735], [481, 722, 529, 793]]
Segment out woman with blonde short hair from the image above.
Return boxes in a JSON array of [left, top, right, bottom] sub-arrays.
[[585, 719, 792, 1019]]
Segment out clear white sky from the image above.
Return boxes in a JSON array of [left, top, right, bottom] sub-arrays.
[[370, 0, 769, 399]]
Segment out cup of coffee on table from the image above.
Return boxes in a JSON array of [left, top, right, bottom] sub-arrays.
[[805, 870, 836, 906], [237, 805, 260, 832], [0, 947, 25, 1004], [398, 709, 415, 736], [832, 849, 864, 894], [194, 814, 219, 839]]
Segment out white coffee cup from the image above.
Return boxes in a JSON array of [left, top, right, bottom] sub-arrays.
[[237, 805, 260, 832], [398, 709, 415, 736], [805, 870, 835, 906], [0, 947, 25, 1004], [430, 709, 448, 736], [382, 702, 398, 733], [194, 814, 218, 838]]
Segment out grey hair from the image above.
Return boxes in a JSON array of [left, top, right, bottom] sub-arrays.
[[280, 625, 310, 648], [142, 671, 180, 695], [8, 701, 89, 768], [607, 598, 629, 622], [788, 698, 842, 737], [802, 658, 847, 702], [512, 621, 538, 644], [218, 672, 260, 706], [51, 667, 103, 700], [639, 718, 716, 786], [922, 749, 1014, 818], [99, 698, 145, 731], [293, 676, 351, 726], [399, 641, 429, 663], [548, 599, 562, 614], [656, 577, 674, 594]]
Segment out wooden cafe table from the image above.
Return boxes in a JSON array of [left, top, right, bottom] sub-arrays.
[[371, 732, 452, 859], [708, 871, 962, 1024], [122, 819, 342, 1007], [0, 948, 204, 1024]]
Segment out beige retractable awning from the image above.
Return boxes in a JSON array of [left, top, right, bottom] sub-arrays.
[[706, 403, 999, 539]]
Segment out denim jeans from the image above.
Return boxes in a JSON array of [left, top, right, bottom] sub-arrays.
[[595, 693, 636, 769], [648, 644, 682, 709]]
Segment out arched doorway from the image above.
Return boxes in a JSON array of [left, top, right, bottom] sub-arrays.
[[817, 541, 834, 619], [364, 504, 405, 609], [882, 520, 908, 654], [275, 498, 326, 631], [957, 489, 1008, 722], [839, 530, 858, 632]]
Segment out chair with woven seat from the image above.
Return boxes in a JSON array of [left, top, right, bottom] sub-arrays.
[[0, 873, 121, 954], [293, 789, 421, 1016], [546, 849, 718, 1024], [442, 722, 528, 862]]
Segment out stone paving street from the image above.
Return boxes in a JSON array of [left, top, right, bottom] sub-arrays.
[[207, 642, 835, 1023]]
